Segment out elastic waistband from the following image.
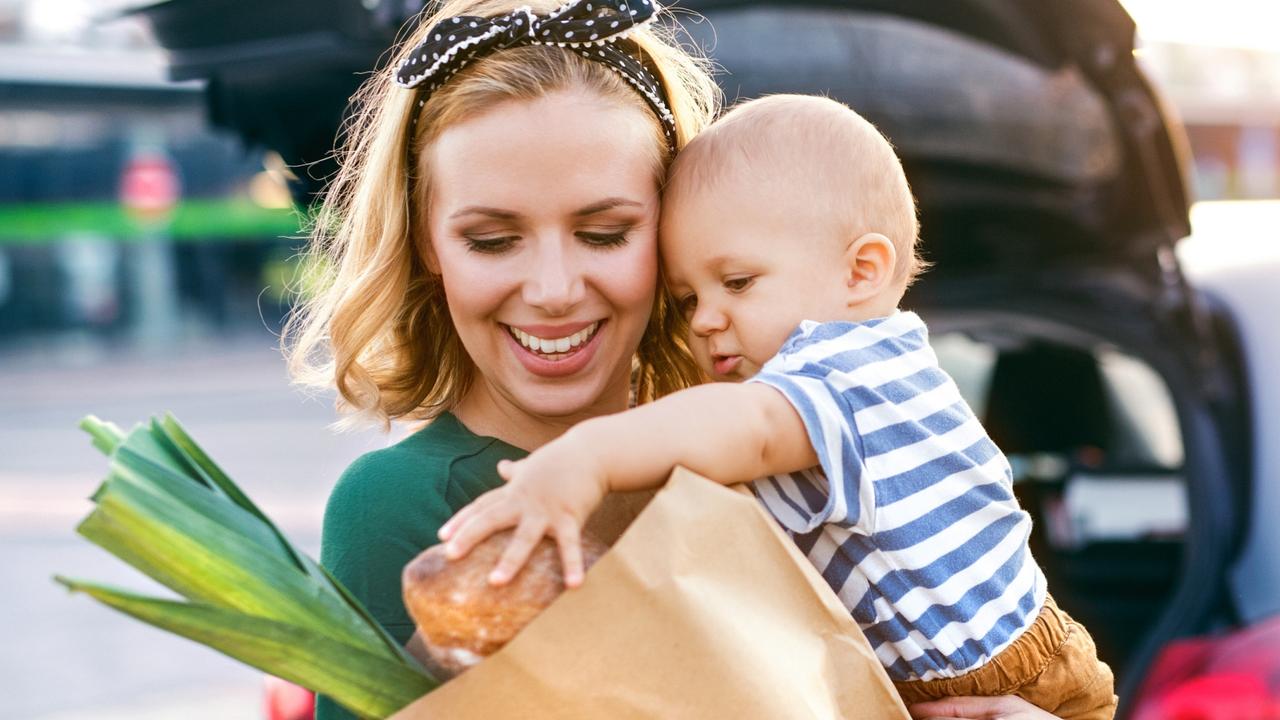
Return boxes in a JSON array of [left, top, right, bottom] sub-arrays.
[[893, 593, 1065, 702]]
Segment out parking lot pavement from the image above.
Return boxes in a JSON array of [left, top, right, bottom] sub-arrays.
[[28, 684, 264, 720], [1, 333, 405, 719]]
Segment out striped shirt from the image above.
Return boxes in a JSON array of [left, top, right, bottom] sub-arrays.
[[746, 311, 1046, 682]]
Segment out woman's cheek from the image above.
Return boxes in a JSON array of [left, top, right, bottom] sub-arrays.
[[607, 234, 660, 310], [434, 245, 520, 313]]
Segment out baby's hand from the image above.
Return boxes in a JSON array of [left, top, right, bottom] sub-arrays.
[[437, 437, 608, 588]]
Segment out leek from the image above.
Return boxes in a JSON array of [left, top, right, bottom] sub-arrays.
[[55, 414, 437, 719]]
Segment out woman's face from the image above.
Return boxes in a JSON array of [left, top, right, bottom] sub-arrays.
[[426, 89, 660, 428]]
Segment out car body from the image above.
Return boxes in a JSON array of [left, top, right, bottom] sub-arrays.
[[130, 0, 1279, 715]]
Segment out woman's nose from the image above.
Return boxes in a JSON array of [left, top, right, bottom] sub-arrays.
[[522, 236, 586, 316]]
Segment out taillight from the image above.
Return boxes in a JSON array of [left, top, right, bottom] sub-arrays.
[[263, 675, 315, 720], [1132, 615, 1280, 720]]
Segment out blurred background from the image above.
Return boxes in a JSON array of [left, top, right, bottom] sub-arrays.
[[1, 0, 1278, 718]]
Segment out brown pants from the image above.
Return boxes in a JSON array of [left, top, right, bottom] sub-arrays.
[[893, 595, 1118, 720]]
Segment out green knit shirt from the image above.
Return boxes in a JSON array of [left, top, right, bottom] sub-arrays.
[[315, 412, 526, 720]]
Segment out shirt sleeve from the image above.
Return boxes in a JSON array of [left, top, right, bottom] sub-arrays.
[[747, 353, 877, 536]]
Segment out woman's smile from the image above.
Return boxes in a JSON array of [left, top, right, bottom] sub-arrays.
[[502, 320, 607, 377]]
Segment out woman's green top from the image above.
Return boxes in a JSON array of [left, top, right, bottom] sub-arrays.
[[315, 411, 526, 720]]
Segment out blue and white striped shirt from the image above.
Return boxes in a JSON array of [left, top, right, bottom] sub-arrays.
[[747, 311, 1046, 682]]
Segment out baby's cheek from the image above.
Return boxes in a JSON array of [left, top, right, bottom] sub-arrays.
[[740, 327, 790, 373], [685, 335, 715, 374]]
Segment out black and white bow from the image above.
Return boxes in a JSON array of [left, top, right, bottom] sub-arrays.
[[395, 0, 676, 149]]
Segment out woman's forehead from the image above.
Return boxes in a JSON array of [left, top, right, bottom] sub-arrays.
[[427, 90, 661, 216]]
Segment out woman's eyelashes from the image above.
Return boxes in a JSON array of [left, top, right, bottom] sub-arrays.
[[723, 275, 755, 293], [577, 230, 630, 248], [463, 235, 518, 254], [459, 227, 632, 255]]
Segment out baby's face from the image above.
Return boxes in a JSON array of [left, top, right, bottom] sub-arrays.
[[660, 174, 854, 381]]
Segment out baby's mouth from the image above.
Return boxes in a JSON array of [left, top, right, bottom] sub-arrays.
[[712, 354, 743, 377], [504, 321, 602, 360]]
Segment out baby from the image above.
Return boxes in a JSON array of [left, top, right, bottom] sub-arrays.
[[440, 95, 1116, 717]]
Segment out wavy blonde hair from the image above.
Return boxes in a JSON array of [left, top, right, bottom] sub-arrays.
[[283, 0, 720, 431]]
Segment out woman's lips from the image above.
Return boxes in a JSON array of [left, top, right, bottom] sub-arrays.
[[713, 355, 743, 377], [503, 320, 606, 378]]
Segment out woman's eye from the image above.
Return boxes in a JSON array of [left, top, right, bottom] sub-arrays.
[[463, 236, 518, 254], [577, 231, 629, 249], [677, 294, 697, 317], [724, 276, 755, 292]]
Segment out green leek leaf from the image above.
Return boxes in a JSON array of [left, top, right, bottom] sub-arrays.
[[78, 471, 386, 651], [62, 413, 439, 714], [156, 413, 315, 577], [54, 577, 437, 719], [79, 415, 126, 457]]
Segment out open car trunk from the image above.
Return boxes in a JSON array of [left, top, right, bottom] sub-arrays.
[[680, 1, 1241, 711], [127, 0, 1245, 714]]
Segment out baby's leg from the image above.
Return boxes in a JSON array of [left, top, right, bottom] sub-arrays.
[[892, 595, 1117, 719]]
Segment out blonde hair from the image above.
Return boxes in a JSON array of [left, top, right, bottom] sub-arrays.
[[283, 0, 720, 431], [666, 94, 925, 285]]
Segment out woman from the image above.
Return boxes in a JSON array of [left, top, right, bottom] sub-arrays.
[[283, 1, 1069, 717], [285, 1, 714, 716]]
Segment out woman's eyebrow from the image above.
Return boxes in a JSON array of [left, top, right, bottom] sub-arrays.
[[574, 198, 643, 217], [449, 206, 518, 220]]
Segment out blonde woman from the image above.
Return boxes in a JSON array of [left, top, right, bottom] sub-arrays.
[[285, 2, 1069, 717], [285, 0, 716, 716]]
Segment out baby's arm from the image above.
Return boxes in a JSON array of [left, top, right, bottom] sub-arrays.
[[564, 381, 818, 492], [439, 382, 816, 586]]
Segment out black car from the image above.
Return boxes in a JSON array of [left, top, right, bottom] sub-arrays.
[[131, 0, 1280, 715]]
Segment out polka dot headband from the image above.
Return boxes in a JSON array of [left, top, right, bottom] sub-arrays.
[[395, 0, 678, 153]]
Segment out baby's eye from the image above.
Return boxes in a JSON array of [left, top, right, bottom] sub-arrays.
[[723, 276, 755, 293], [676, 293, 698, 318]]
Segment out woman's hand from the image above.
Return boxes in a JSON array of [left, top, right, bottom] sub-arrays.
[[908, 696, 1063, 720], [437, 432, 609, 588]]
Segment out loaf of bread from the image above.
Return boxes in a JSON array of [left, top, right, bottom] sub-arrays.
[[402, 529, 608, 677]]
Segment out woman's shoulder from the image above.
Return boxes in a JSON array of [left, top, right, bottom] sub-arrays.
[[328, 413, 484, 510], [324, 412, 521, 522]]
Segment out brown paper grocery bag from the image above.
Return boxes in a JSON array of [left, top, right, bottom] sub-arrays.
[[391, 467, 909, 719]]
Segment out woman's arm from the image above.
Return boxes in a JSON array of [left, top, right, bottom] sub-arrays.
[[440, 382, 817, 585]]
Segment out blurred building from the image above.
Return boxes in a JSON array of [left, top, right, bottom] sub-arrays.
[[0, 0, 301, 349], [1137, 42, 1280, 201], [0, 0, 1276, 351]]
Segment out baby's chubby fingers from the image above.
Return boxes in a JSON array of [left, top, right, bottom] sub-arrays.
[[488, 519, 546, 586], [496, 458, 522, 482], [438, 503, 477, 543], [437, 489, 503, 542], [443, 497, 520, 561], [551, 519, 586, 588]]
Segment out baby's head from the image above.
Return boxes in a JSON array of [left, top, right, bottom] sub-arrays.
[[660, 94, 922, 381]]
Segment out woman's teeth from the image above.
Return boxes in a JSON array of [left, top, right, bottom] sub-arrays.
[[508, 322, 600, 357]]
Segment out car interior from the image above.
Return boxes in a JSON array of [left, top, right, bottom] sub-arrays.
[[929, 322, 1188, 686]]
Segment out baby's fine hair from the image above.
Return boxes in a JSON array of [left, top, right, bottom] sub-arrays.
[[282, 0, 721, 431], [665, 94, 924, 284]]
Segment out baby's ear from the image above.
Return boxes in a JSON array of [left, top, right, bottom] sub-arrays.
[[843, 233, 897, 304]]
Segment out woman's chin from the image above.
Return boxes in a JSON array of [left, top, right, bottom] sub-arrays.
[[504, 362, 628, 420]]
